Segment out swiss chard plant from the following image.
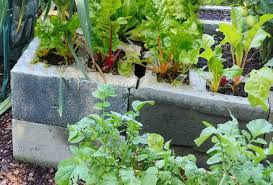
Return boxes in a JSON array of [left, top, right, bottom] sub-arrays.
[[55, 84, 207, 185], [75, 0, 144, 75], [130, 0, 202, 82], [219, 7, 273, 73], [35, 0, 80, 64]]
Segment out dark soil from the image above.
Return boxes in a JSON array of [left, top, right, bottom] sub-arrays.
[[40, 51, 73, 66], [198, 9, 231, 21], [157, 70, 190, 85]]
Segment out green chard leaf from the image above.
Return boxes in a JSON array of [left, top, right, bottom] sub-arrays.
[[245, 67, 273, 111]]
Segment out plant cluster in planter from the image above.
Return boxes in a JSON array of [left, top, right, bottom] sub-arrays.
[[55, 84, 273, 185], [32, 0, 273, 111]]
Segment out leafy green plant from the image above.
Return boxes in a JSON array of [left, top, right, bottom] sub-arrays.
[[55, 84, 273, 184], [130, 0, 202, 82], [245, 67, 273, 111], [195, 114, 273, 184], [35, 0, 80, 64], [219, 8, 273, 70], [246, 0, 273, 63], [55, 84, 208, 185]]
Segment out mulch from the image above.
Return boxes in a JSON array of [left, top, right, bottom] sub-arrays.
[[0, 111, 56, 185]]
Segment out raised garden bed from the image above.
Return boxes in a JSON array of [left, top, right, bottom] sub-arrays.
[[131, 71, 270, 152], [10, 2, 273, 169], [11, 38, 138, 166]]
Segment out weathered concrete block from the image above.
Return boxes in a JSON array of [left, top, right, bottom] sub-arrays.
[[198, 5, 231, 34], [200, 20, 231, 35], [131, 73, 269, 151], [12, 119, 72, 167], [11, 38, 138, 127]]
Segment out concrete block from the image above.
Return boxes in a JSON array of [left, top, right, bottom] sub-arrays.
[[12, 119, 72, 167], [131, 73, 269, 151], [200, 20, 231, 35], [11, 38, 138, 127]]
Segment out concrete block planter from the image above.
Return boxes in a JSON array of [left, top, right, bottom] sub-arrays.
[[198, 5, 231, 34], [11, 38, 138, 165], [131, 72, 270, 152], [11, 38, 138, 126]]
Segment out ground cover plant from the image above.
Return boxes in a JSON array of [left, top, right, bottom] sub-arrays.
[[55, 84, 273, 185]]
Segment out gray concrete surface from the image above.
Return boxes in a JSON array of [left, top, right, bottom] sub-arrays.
[[131, 73, 269, 151], [11, 38, 138, 127], [12, 119, 72, 167]]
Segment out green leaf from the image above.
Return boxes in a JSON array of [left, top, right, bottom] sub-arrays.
[[194, 127, 217, 147], [75, 0, 92, 48], [0, 95, 11, 116], [219, 23, 243, 49], [55, 157, 89, 185], [246, 119, 273, 138], [223, 65, 243, 80], [147, 133, 164, 152], [94, 101, 111, 110], [132, 100, 155, 113], [92, 84, 117, 101], [141, 167, 158, 185], [243, 14, 273, 52], [245, 67, 273, 111], [201, 34, 215, 49]]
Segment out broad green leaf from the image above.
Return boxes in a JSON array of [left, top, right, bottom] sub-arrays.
[[141, 167, 158, 185], [219, 23, 242, 48], [194, 127, 217, 147], [132, 100, 155, 113], [231, 7, 244, 32], [201, 34, 215, 50], [55, 157, 89, 185], [243, 14, 273, 52], [223, 65, 243, 80], [245, 67, 273, 111], [246, 119, 273, 138], [147, 133, 164, 152]]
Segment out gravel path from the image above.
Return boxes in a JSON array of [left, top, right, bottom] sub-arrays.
[[0, 111, 56, 185]]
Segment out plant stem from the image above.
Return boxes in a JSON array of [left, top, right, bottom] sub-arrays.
[[218, 173, 228, 185]]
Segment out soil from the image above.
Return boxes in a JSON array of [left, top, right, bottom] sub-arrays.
[[156, 70, 190, 85], [198, 9, 231, 21]]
